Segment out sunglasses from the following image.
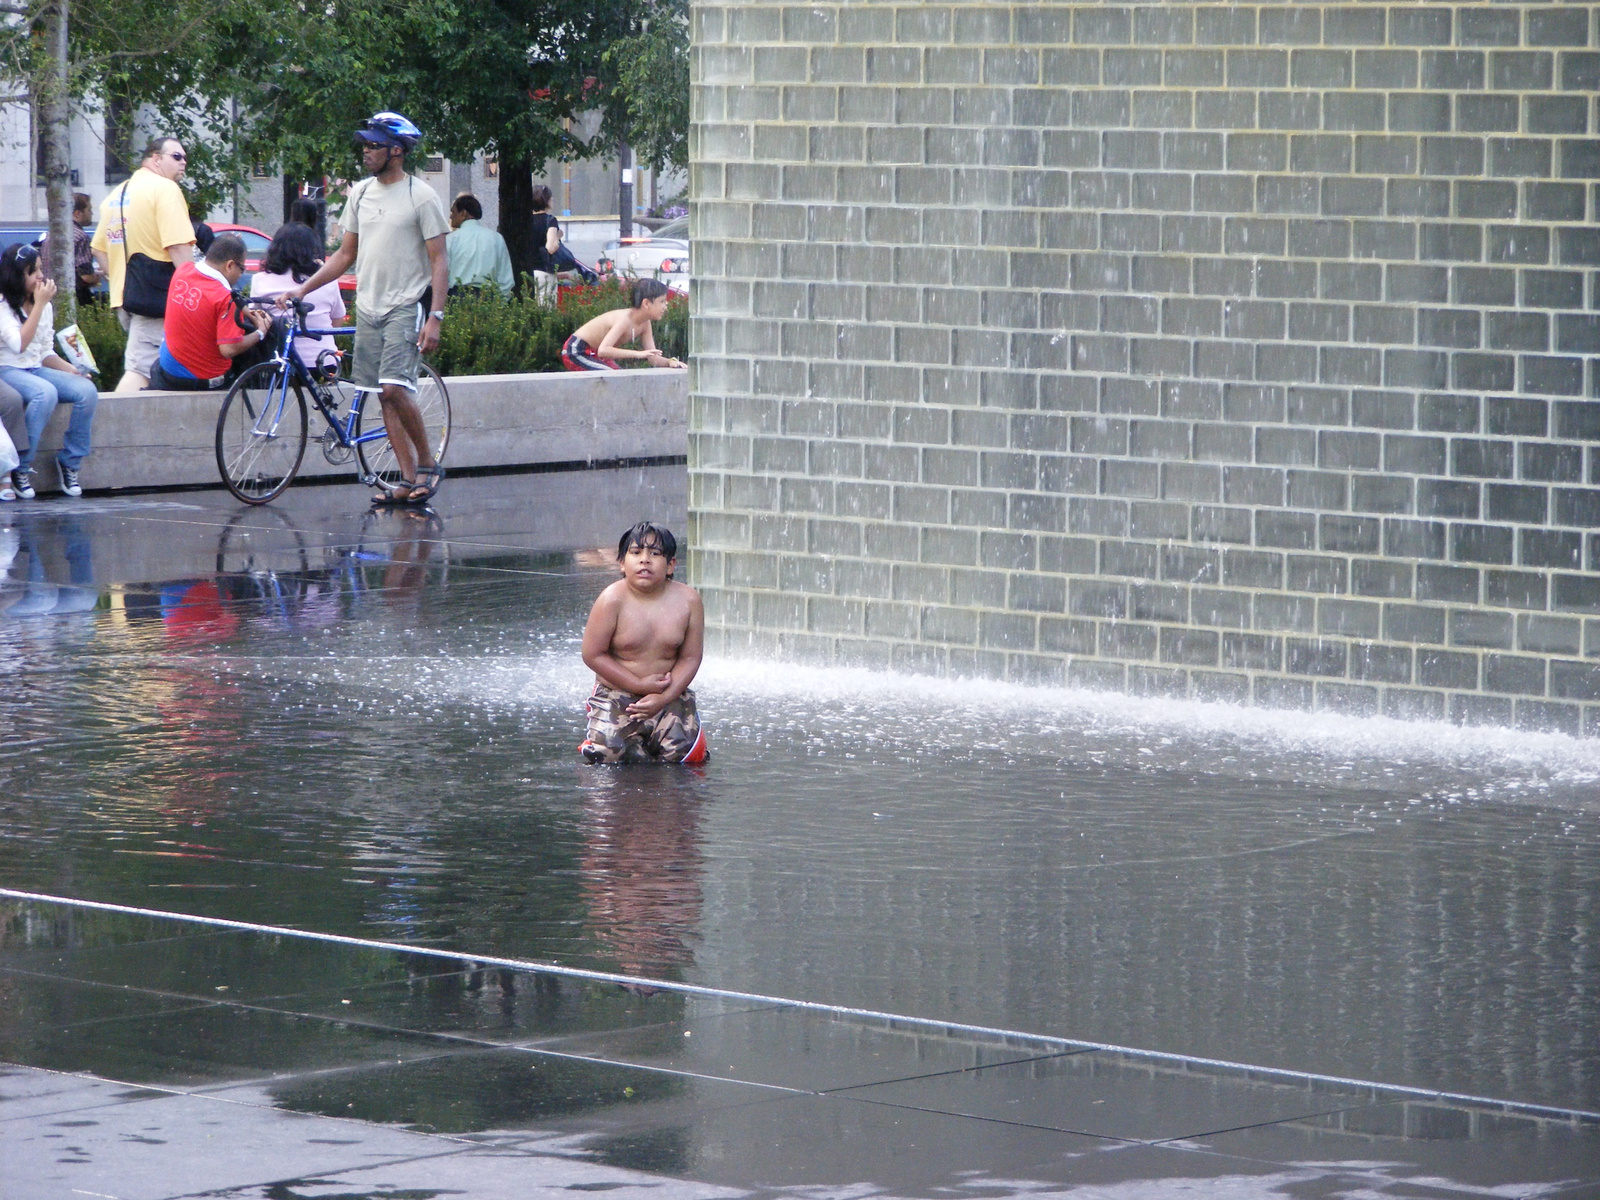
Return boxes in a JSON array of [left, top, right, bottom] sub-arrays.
[[359, 141, 391, 151], [15, 245, 38, 264]]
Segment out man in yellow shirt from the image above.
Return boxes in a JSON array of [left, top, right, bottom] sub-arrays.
[[91, 136, 195, 392]]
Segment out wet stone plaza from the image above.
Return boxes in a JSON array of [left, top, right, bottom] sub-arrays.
[[2, 468, 1599, 1198]]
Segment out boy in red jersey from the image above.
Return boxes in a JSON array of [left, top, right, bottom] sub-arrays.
[[150, 234, 271, 390]]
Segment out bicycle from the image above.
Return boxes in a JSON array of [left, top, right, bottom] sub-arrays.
[[214, 300, 451, 505]]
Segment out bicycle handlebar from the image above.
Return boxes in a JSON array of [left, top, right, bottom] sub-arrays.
[[236, 295, 351, 344], [243, 297, 313, 317]]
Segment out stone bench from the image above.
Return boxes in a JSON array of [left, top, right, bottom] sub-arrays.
[[27, 368, 688, 494]]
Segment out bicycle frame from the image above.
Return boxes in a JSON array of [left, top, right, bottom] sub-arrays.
[[250, 313, 388, 462]]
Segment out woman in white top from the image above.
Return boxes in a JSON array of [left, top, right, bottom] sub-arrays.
[[249, 223, 346, 374], [0, 243, 97, 499]]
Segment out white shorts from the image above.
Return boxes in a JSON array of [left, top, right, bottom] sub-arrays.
[[117, 308, 164, 378]]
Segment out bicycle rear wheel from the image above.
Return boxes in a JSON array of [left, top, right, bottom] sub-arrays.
[[355, 363, 452, 493], [215, 362, 309, 504]]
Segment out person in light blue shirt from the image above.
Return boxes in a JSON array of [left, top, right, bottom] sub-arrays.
[[445, 194, 514, 298]]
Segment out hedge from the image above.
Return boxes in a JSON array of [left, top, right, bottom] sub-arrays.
[[432, 279, 687, 376], [73, 303, 126, 380], [68, 277, 688, 382]]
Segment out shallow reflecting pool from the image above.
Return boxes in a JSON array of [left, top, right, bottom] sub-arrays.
[[7, 904, 1597, 1196], [1, 471, 1598, 1117]]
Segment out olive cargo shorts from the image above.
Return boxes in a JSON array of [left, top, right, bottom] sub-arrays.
[[580, 684, 708, 764]]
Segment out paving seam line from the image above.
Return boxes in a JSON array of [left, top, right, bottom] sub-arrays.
[[4, 887, 1596, 1126]]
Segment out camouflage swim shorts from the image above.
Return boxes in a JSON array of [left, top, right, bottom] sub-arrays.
[[580, 683, 708, 764]]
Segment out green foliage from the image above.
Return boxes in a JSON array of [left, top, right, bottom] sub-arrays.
[[431, 279, 686, 376], [16, 0, 272, 207], [406, 0, 634, 168], [61, 286, 688, 384], [71, 303, 127, 382], [605, 0, 689, 173], [71, 238, 695, 388], [226, 0, 641, 194], [227, 0, 456, 183], [3, 0, 689, 233]]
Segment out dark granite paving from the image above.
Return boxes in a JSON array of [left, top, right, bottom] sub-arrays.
[[1, 471, 1598, 1196], [5, 904, 1598, 1199]]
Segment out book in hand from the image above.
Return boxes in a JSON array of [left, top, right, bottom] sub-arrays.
[[56, 324, 99, 376]]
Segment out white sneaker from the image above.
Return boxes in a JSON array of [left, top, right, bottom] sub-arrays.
[[59, 466, 82, 498], [11, 469, 34, 500]]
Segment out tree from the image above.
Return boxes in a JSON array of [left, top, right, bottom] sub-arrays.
[[34, 0, 72, 312], [604, 0, 687, 175], [401, 0, 635, 284], [218, 0, 645, 285], [222, 0, 451, 189], [2, 0, 87, 316], [0, 0, 268, 314], [4, 0, 691, 303]]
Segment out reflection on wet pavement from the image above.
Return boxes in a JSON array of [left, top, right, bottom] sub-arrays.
[[4, 904, 1598, 1198], [1, 472, 1598, 1195]]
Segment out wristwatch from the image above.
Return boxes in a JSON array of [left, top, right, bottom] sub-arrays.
[[428, 309, 445, 321]]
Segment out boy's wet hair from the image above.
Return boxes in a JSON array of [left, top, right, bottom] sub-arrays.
[[630, 278, 670, 308], [617, 521, 677, 562]]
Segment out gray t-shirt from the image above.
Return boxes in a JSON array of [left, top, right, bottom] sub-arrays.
[[341, 174, 449, 317]]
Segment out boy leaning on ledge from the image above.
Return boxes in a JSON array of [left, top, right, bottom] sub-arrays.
[[579, 522, 708, 764], [562, 278, 685, 371]]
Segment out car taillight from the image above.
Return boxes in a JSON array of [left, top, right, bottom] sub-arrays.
[[658, 258, 680, 273]]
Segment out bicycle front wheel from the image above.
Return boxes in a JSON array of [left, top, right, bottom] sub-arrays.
[[216, 363, 309, 504], [355, 363, 452, 493]]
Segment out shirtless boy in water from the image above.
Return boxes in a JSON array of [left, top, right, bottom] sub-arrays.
[[562, 278, 686, 371], [579, 522, 708, 764]]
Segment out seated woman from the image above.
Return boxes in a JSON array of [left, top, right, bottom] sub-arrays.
[[0, 378, 28, 501], [249, 222, 346, 374], [0, 243, 96, 498]]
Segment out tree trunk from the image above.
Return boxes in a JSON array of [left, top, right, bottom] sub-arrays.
[[497, 154, 535, 294], [38, 0, 74, 324]]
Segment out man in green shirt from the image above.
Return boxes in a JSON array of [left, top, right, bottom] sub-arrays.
[[446, 194, 514, 298], [283, 112, 449, 505]]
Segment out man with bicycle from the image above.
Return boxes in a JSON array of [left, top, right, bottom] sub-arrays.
[[283, 112, 449, 505]]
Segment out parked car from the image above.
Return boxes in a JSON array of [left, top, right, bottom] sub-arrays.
[[209, 222, 357, 303], [207, 222, 271, 269], [0, 223, 47, 256], [0, 223, 110, 301], [597, 216, 689, 294]]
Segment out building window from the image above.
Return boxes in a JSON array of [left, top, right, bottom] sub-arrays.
[[483, 156, 498, 179], [103, 96, 134, 184]]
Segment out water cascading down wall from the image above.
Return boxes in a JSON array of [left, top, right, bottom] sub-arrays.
[[685, 0, 1600, 735]]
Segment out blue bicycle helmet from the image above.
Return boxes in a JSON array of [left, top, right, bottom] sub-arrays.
[[354, 111, 422, 150]]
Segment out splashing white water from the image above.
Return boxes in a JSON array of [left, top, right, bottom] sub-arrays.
[[233, 643, 1600, 806]]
